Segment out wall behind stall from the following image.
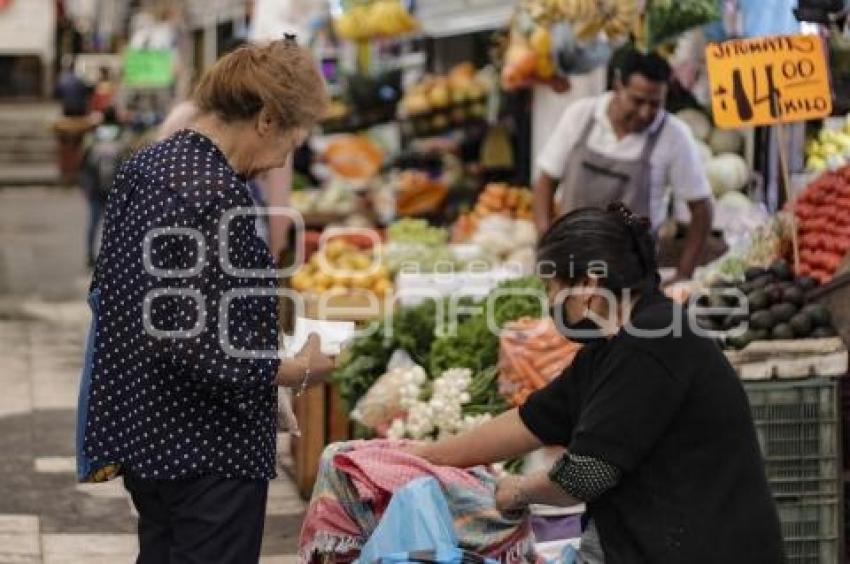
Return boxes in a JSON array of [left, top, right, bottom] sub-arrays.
[[0, 0, 56, 97]]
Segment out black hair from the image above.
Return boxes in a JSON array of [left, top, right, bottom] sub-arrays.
[[617, 49, 672, 85], [537, 202, 659, 294]]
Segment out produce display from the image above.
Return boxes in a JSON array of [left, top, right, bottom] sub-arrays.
[[321, 135, 385, 181], [644, 0, 719, 48], [454, 183, 534, 241], [333, 0, 418, 41], [697, 214, 792, 284], [290, 239, 393, 297], [499, 317, 581, 406], [790, 164, 850, 283], [558, 0, 639, 41], [676, 108, 749, 197], [804, 115, 850, 172], [394, 170, 449, 217], [332, 277, 547, 412], [399, 63, 488, 118], [382, 367, 506, 440], [696, 259, 835, 350], [290, 180, 357, 217], [383, 218, 458, 273]]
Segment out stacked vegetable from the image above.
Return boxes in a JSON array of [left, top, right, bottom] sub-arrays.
[[399, 63, 488, 120], [790, 165, 850, 283], [696, 259, 835, 350], [499, 317, 581, 406], [332, 277, 547, 413], [454, 183, 534, 241], [382, 218, 458, 274], [334, 0, 418, 41], [676, 108, 750, 198], [804, 114, 850, 173], [394, 170, 449, 218], [644, 0, 719, 49], [290, 239, 393, 297]]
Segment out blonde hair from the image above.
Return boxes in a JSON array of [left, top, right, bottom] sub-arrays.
[[194, 39, 328, 130]]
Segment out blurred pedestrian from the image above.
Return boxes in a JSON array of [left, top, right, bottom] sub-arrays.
[[91, 66, 117, 114], [79, 107, 130, 267], [54, 55, 95, 185]]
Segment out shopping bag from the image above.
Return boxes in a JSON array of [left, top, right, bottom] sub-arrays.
[[357, 477, 459, 563], [373, 547, 497, 564]]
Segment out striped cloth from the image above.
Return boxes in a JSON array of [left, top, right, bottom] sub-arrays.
[[299, 441, 536, 563]]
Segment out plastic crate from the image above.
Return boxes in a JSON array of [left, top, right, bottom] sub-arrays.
[[744, 379, 842, 499], [777, 499, 842, 564]]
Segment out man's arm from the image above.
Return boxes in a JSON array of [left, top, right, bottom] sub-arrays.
[[676, 198, 713, 280], [533, 172, 558, 236]]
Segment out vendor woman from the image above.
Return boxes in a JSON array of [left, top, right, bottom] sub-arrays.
[[410, 203, 784, 563]]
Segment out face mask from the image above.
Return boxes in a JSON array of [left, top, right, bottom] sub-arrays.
[[550, 300, 605, 345]]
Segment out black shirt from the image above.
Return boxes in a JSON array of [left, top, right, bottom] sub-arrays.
[[84, 130, 280, 480], [520, 292, 785, 564]]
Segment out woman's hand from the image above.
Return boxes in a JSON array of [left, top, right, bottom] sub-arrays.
[[495, 475, 530, 515], [296, 333, 335, 382], [276, 333, 335, 388]]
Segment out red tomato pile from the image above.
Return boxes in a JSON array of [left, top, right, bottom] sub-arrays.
[[791, 165, 850, 283]]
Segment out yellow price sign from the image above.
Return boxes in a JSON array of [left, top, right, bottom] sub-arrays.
[[706, 34, 833, 129]]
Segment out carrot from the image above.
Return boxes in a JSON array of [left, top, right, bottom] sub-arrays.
[[531, 347, 573, 370], [512, 355, 547, 389]]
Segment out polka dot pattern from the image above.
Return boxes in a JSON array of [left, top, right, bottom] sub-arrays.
[[84, 129, 281, 480], [548, 453, 621, 502]]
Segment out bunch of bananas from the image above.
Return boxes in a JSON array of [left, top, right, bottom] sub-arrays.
[[335, 0, 418, 41], [558, 0, 638, 41]]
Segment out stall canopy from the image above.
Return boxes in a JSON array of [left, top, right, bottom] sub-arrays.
[[416, 0, 514, 38]]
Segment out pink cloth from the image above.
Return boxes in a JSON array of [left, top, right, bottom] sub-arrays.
[[335, 441, 486, 506], [299, 441, 535, 563]]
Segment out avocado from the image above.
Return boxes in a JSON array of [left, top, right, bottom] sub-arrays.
[[745, 266, 768, 281], [738, 281, 756, 295], [747, 290, 770, 311], [695, 292, 710, 308], [770, 303, 798, 324], [728, 328, 770, 350], [723, 313, 748, 330], [750, 310, 776, 330], [795, 276, 818, 292], [790, 313, 814, 338], [801, 303, 831, 327], [812, 326, 838, 338], [750, 275, 773, 290], [764, 283, 784, 305], [771, 323, 795, 340], [782, 286, 805, 307], [770, 259, 793, 281]]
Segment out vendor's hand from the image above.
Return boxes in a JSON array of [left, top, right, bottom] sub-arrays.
[[495, 475, 530, 515]]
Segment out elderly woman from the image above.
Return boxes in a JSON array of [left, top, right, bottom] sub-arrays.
[[77, 38, 332, 563], [410, 204, 784, 564]]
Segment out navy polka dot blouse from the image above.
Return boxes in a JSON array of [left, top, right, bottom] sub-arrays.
[[85, 130, 281, 480]]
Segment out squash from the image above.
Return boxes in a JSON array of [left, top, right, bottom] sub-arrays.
[[676, 108, 712, 141], [705, 153, 750, 196], [709, 128, 744, 155]]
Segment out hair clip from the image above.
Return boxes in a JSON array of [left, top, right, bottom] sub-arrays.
[[283, 33, 298, 45]]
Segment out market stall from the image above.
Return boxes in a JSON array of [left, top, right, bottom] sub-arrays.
[[277, 0, 850, 561]]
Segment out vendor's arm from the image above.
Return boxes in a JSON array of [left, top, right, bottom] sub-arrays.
[[533, 172, 558, 236], [414, 409, 543, 468], [675, 198, 713, 280], [667, 116, 714, 281], [496, 453, 621, 513]]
